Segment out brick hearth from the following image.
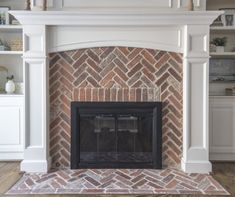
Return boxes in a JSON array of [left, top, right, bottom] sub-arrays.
[[49, 47, 183, 169], [7, 168, 229, 195]]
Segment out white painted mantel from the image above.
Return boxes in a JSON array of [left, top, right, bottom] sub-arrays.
[[10, 9, 221, 173]]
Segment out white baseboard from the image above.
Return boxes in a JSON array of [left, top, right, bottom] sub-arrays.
[[210, 153, 235, 161], [181, 159, 212, 173], [0, 152, 23, 160], [20, 157, 51, 173]]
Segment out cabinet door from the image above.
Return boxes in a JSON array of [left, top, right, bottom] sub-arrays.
[[0, 97, 24, 160], [0, 106, 21, 145], [210, 100, 235, 160]]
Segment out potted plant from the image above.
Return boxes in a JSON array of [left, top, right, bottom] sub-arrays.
[[0, 39, 5, 51], [211, 37, 227, 53]]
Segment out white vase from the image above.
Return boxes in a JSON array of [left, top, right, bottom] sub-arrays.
[[5, 80, 16, 94], [30, 0, 47, 11], [216, 46, 225, 53], [187, 0, 194, 11]]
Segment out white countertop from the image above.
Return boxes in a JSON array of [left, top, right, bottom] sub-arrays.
[[0, 93, 24, 97]]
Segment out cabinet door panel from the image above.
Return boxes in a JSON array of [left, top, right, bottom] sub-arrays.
[[211, 106, 234, 148], [0, 106, 21, 145]]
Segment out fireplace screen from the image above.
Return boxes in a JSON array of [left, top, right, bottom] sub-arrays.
[[71, 102, 162, 169]]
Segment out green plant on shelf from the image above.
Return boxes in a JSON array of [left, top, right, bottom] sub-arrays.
[[0, 39, 11, 51], [3, 41, 10, 51], [211, 37, 227, 46], [0, 39, 4, 51], [6, 75, 14, 81]]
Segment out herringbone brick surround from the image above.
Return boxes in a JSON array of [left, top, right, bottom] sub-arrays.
[[8, 168, 229, 195], [49, 47, 183, 169]]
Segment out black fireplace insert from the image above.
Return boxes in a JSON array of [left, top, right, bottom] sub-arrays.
[[71, 102, 162, 169]]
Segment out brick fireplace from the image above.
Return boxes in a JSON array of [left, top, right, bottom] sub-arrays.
[[49, 47, 183, 169], [10, 10, 221, 173]]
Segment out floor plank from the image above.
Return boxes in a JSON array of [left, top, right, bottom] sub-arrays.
[[0, 162, 234, 197], [0, 162, 22, 194]]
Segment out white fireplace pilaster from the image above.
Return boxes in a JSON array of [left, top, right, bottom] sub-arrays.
[[181, 25, 211, 173], [21, 25, 51, 172], [10, 10, 221, 173]]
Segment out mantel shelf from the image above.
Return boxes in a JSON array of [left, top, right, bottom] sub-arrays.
[[9, 10, 223, 26]]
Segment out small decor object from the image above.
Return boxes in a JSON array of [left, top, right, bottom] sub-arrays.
[[0, 39, 4, 51], [26, 0, 31, 10], [43, 0, 47, 11], [3, 41, 10, 51], [220, 8, 235, 26], [31, 0, 47, 11], [10, 39, 23, 51], [211, 15, 223, 27], [0, 66, 8, 92], [15, 82, 24, 94], [187, 0, 194, 11], [225, 15, 234, 26], [210, 43, 216, 52], [0, 7, 9, 25], [225, 88, 235, 95], [11, 19, 20, 25], [211, 37, 227, 53], [5, 75, 15, 94]]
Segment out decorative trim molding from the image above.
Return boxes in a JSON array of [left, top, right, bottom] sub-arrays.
[[181, 159, 212, 173], [21, 158, 51, 173], [210, 153, 235, 161], [10, 10, 222, 26], [0, 153, 23, 160], [9, 10, 222, 173], [47, 26, 183, 54]]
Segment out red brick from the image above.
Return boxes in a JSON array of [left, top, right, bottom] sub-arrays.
[[99, 88, 104, 101], [86, 88, 92, 101], [49, 47, 183, 169], [79, 88, 85, 101]]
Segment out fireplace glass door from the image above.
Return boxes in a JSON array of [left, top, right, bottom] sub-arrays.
[[80, 113, 153, 164], [71, 102, 162, 169]]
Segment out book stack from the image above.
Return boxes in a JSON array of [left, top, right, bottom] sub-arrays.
[[10, 39, 22, 51], [225, 88, 235, 95]]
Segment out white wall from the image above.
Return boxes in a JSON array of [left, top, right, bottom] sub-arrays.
[[207, 0, 235, 10], [0, 0, 25, 10], [34, 0, 206, 10], [0, 0, 207, 11]]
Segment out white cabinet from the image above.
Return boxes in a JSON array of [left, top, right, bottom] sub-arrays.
[[0, 96, 24, 160], [209, 97, 235, 160]]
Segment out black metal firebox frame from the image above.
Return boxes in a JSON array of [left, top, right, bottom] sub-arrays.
[[71, 102, 162, 169]]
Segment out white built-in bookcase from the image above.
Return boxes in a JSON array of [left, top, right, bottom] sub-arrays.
[[0, 0, 24, 160], [208, 0, 235, 162]]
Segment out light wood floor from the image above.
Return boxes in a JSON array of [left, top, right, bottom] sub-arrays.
[[0, 162, 234, 197]]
